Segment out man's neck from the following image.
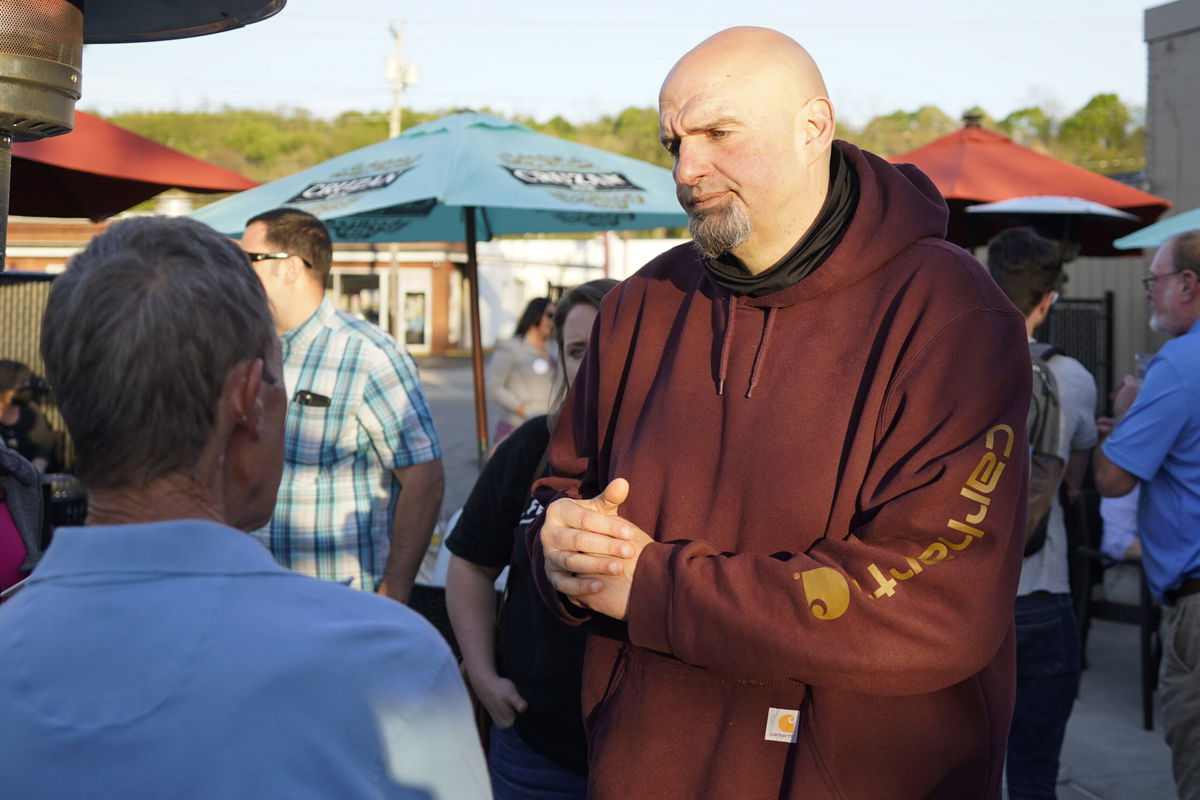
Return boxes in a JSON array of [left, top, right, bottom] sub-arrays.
[[85, 473, 223, 527], [733, 237, 802, 275], [277, 288, 324, 334]]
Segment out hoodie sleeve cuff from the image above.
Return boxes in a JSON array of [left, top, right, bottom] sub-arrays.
[[626, 541, 680, 655]]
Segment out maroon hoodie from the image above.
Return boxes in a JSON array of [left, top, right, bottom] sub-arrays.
[[530, 141, 1030, 799]]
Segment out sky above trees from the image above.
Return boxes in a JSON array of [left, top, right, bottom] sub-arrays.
[[83, 1, 1151, 129]]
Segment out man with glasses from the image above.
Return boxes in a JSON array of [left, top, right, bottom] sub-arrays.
[[240, 208, 444, 604], [1095, 230, 1200, 799]]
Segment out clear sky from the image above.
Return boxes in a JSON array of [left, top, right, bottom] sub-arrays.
[[79, 0, 1157, 128]]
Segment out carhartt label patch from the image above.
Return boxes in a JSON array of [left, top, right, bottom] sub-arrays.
[[764, 707, 799, 743]]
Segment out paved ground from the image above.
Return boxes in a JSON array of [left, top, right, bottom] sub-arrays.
[[415, 355, 1178, 799], [1055, 615, 1176, 799], [413, 355, 486, 527]]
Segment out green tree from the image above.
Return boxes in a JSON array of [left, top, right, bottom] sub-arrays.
[[999, 106, 1053, 148], [851, 105, 956, 157], [542, 114, 576, 139], [95, 94, 1147, 216], [1053, 93, 1140, 171], [1058, 94, 1130, 151], [959, 106, 997, 130]]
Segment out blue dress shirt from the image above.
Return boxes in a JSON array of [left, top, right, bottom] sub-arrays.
[[0, 520, 489, 799], [1103, 318, 1200, 602]]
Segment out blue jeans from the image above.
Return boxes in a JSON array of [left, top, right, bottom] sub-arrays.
[[488, 723, 588, 800], [1006, 593, 1081, 800]]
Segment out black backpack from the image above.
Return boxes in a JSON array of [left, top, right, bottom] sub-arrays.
[[1025, 342, 1064, 557]]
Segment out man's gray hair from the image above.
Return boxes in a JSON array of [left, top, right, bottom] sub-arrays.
[[1171, 230, 1200, 277], [40, 216, 277, 490]]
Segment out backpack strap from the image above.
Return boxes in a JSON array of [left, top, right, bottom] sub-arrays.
[[1029, 341, 1062, 363], [1024, 341, 1066, 557]]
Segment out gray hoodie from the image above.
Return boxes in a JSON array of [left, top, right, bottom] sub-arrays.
[[1, 444, 43, 571]]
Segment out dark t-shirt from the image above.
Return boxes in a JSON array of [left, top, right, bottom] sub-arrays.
[[0, 405, 53, 466], [445, 415, 588, 776]]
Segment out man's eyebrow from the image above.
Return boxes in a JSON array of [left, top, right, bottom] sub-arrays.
[[662, 116, 740, 141], [691, 116, 739, 131]]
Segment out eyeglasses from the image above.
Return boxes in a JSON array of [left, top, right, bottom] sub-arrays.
[[1141, 269, 1185, 291], [245, 252, 312, 269]]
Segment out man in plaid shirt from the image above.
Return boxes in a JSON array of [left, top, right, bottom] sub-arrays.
[[240, 208, 444, 603]]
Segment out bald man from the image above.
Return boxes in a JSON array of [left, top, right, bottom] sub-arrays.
[[529, 28, 1029, 799]]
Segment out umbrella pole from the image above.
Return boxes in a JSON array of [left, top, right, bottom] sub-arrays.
[[466, 206, 489, 467], [0, 132, 10, 270]]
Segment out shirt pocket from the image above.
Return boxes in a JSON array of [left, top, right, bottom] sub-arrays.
[[286, 397, 342, 468]]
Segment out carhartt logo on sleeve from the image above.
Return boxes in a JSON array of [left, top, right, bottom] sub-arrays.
[[764, 707, 799, 743]]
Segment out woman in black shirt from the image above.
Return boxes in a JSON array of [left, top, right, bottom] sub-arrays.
[[446, 279, 616, 800]]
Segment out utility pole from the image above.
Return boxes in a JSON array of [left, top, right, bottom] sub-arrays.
[[386, 24, 419, 138], [383, 25, 419, 340]]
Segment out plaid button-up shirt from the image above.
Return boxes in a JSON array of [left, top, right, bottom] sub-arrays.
[[252, 298, 441, 590]]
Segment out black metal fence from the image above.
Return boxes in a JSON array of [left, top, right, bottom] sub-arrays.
[[0, 271, 53, 372], [0, 271, 74, 467], [2, 271, 86, 531], [1041, 292, 1115, 416]]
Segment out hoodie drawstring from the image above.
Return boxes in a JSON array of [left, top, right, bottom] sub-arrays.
[[746, 306, 777, 398], [716, 294, 736, 396], [716, 298, 777, 398]]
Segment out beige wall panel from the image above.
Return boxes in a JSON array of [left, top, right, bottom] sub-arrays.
[[1062, 255, 1168, 386]]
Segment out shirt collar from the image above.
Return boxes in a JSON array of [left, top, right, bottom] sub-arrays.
[[280, 296, 337, 359], [28, 520, 288, 581]]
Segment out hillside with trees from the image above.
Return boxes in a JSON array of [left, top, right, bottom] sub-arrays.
[[101, 93, 1145, 204]]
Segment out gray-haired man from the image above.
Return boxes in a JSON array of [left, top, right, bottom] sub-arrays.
[[0, 216, 489, 799]]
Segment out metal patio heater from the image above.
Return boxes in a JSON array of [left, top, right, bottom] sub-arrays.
[[0, 0, 284, 270]]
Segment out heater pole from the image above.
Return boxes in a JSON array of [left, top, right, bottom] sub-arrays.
[[0, 132, 9, 270]]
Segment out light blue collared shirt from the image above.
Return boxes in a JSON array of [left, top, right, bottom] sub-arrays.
[[0, 520, 489, 799]]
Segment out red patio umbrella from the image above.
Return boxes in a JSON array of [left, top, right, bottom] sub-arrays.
[[11, 111, 258, 222], [889, 125, 1170, 256]]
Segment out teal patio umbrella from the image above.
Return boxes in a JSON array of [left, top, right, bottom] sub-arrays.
[[191, 111, 687, 461], [1114, 206, 1200, 250]]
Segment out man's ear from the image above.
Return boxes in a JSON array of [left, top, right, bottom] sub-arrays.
[[1180, 269, 1198, 302], [1028, 290, 1055, 329], [797, 97, 836, 162], [281, 254, 306, 286], [221, 358, 264, 438]]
